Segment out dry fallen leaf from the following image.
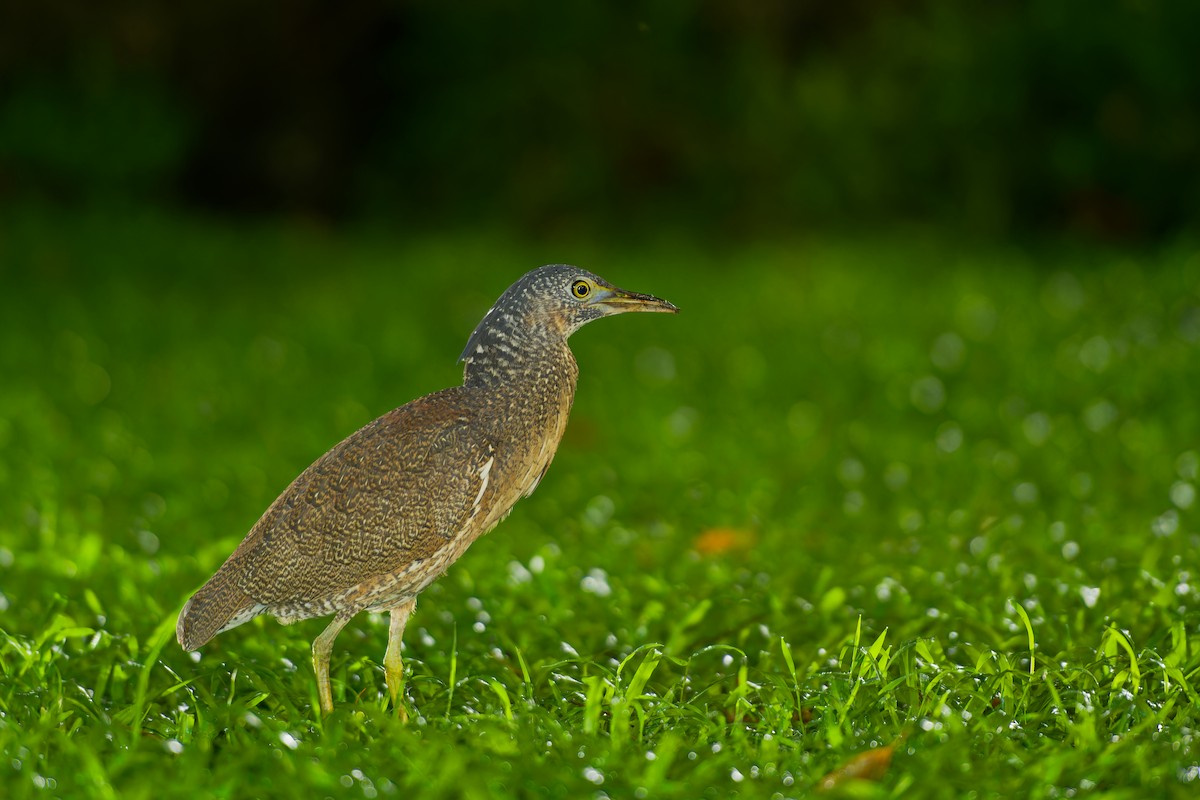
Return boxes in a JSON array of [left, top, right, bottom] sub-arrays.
[[692, 527, 756, 556], [816, 744, 894, 791]]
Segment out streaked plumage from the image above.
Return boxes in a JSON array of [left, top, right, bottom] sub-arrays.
[[177, 265, 676, 714]]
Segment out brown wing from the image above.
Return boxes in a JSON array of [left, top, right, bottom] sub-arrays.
[[236, 387, 495, 606]]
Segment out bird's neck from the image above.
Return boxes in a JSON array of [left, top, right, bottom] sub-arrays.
[[461, 321, 578, 394]]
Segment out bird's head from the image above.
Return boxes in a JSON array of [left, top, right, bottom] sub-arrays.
[[528, 264, 679, 334], [461, 265, 677, 366]]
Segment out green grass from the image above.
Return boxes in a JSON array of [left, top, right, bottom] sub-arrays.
[[2, 210, 1200, 798]]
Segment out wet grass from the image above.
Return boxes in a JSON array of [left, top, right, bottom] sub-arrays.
[[2, 210, 1200, 798]]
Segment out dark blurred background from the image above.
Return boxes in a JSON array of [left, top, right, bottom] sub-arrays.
[[1, 0, 1197, 241]]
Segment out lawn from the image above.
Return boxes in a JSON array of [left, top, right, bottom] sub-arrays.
[[2, 210, 1199, 798]]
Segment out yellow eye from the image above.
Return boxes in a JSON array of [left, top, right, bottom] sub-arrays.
[[571, 280, 591, 299]]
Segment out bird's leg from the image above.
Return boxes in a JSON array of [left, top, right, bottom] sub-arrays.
[[312, 611, 354, 715], [384, 599, 417, 720]]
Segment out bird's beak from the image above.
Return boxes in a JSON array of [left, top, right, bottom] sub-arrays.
[[598, 288, 679, 315]]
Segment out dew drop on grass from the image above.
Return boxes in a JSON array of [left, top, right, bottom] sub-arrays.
[[507, 560, 533, 584], [1177, 451, 1199, 480], [730, 768, 744, 783], [1023, 413, 1051, 446], [1153, 510, 1179, 537], [1014, 482, 1039, 506], [584, 496, 615, 528], [666, 406, 698, 439], [582, 767, 604, 785], [279, 731, 299, 750], [1170, 482, 1195, 510], [936, 422, 963, 453], [1083, 399, 1117, 431], [837, 458, 865, 485], [1062, 541, 1080, 560], [910, 375, 945, 414], [931, 332, 966, 371], [581, 568, 611, 597], [1079, 336, 1112, 372], [1080, 587, 1101, 608], [1070, 473, 1094, 499], [140, 530, 163, 554], [165, 739, 183, 755]]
